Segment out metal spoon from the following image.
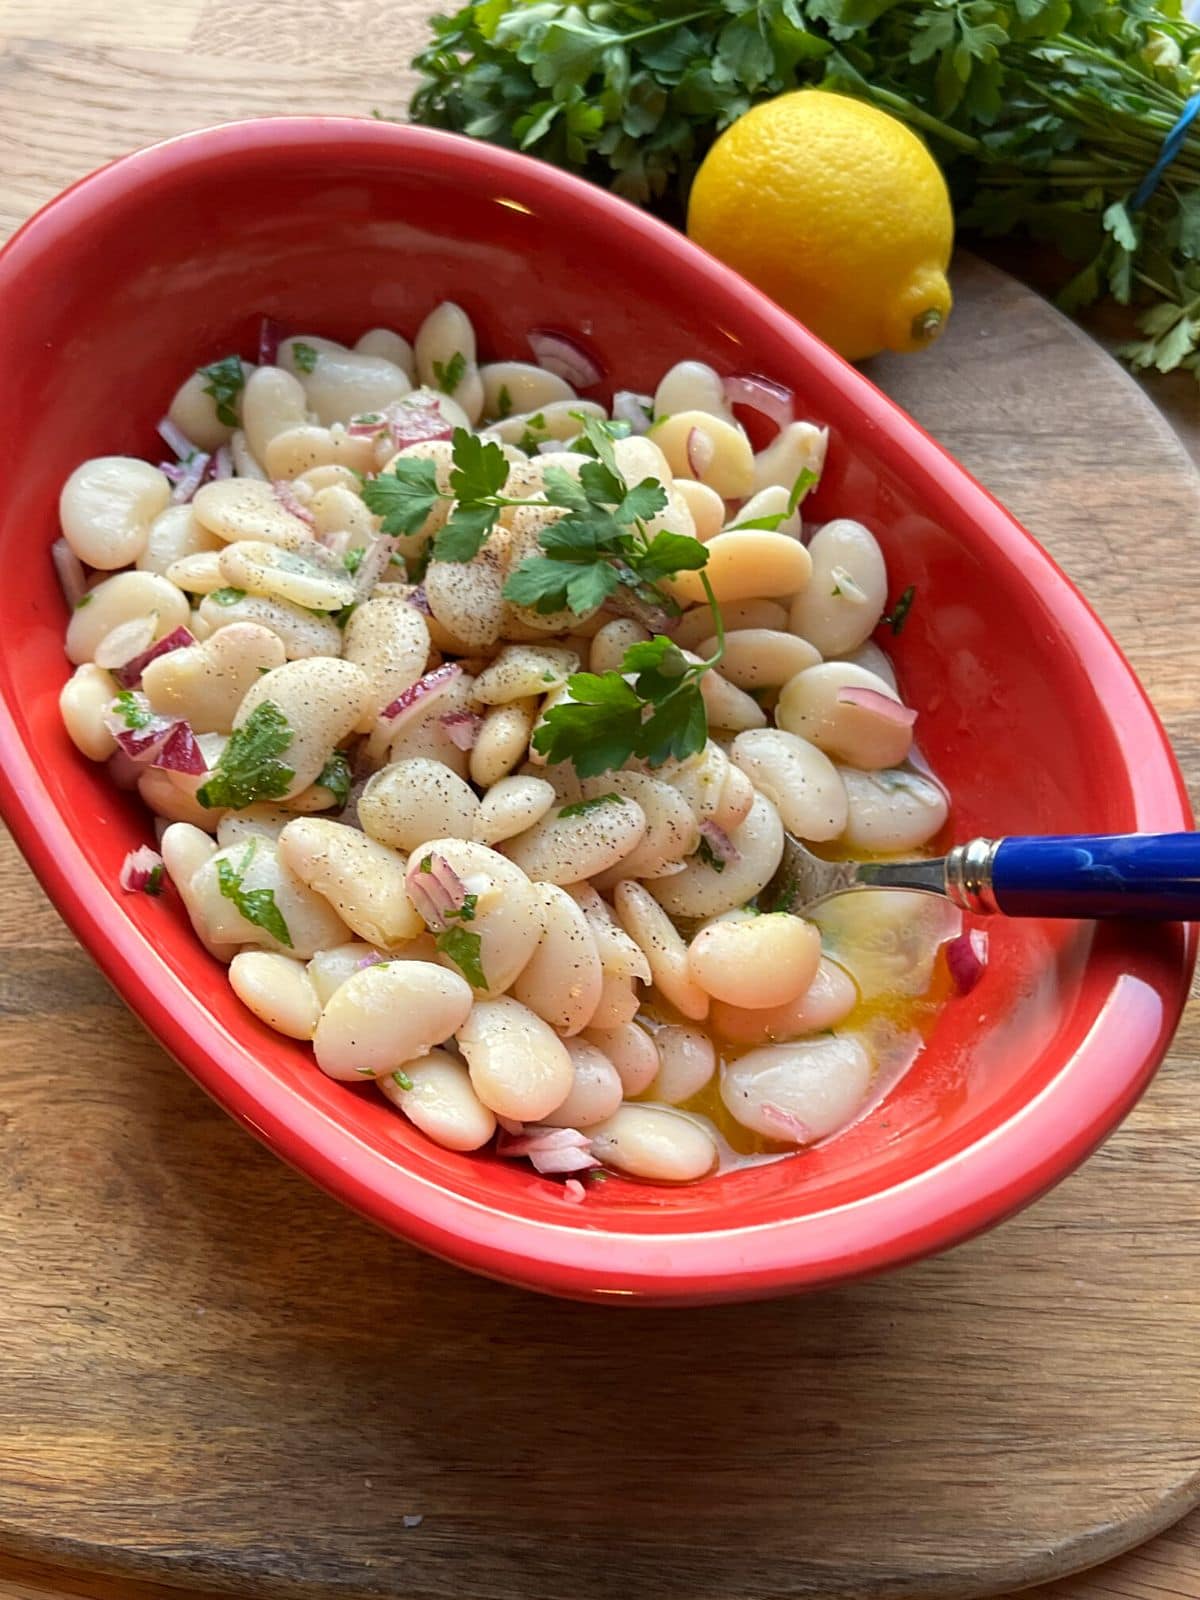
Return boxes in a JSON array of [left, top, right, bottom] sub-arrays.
[[759, 832, 1200, 920]]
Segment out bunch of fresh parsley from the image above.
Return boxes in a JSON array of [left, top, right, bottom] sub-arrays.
[[410, 0, 1200, 383], [360, 417, 726, 775]]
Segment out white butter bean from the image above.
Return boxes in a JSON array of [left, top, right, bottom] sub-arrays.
[[470, 698, 539, 788], [193, 479, 314, 549], [241, 366, 310, 465], [752, 421, 828, 497], [60, 457, 172, 570], [314, 961, 474, 1081], [711, 957, 858, 1046], [481, 361, 575, 419], [667, 530, 812, 607], [60, 663, 118, 760], [512, 883, 603, 1036], [583, 1022, 660, 1098], [650, 791, 784, 919], [341, 597, 431, 730], [671, 599, 788, 651], [306, 941, 389, 1008], [263, 426, 376, 480], [789, 519, 888, 655], [587, 972, 642, 1029], [167, 369, 240, 452], [190, 835, 351, 958], [308, 486, 379, 552], [697, 629, 821, 691], [456, 996, 575, 1122], [839, 767, 949, 853], [138, 767, 224, 833], [378, 1048, 496, 1151], [216, 803, 294, 849], [160, 823, 233, 956], [672, 477, 727, 541], [776, 662, 913, 770], [645, 1021, 716, 1104], [589, 1105, 717, 1183], [416, 838, 547, 997], [586, 773, 699, 885], [143, 622, 286, 734], [837, 640, 898, 692], [473, 644, 578, 704], [731, 728, 848, 842], [165, 551, 225, 595], [721, 1035, 872, 1143], [138, 506, 223, 576], [358, 760, 479, 853], [653, 361, 733, 423], [278, 817, 424, 947], [484, 399, 605, 448], [687, 912, 820, 1008], [413, 303, 484, 425], [503, 794, 646, 885], [424, 547, 507, 650], [649, 410, 755, 498], [613, 880, 709, 1021], [731, 484, 800, 539], [229, 951, 321, 1040], [351, 328, 413, 379], [218, 539, 357, 612], [695, 657, 767, 732], [234, 657, 371, 798], [589, 618, 650, 676], [230, 430, 268, 480], [540, 1039, 623, 1128], [66, 572, 189, 665], [474, 774, 557, 845], [197, 590, 343, 659], [280, 342, 412, 427]]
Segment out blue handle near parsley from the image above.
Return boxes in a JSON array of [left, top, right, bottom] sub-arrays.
[[361, 416, 727, 777]]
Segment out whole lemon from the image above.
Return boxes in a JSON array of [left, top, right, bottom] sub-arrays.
[[687, 90, 954, 361]]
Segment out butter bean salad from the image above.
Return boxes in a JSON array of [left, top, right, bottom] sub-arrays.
[[56, 311, 960, 1195]]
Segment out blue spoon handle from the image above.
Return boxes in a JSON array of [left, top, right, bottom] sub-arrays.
[[982, 833, 1200, 919]]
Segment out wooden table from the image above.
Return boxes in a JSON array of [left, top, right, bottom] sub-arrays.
[[1, 5, 1199, 1599]]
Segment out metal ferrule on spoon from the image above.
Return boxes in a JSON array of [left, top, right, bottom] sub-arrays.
[[848, 833, 1200, 920]]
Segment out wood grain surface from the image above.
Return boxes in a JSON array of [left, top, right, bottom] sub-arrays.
[[1, 6, 1199, 1600]]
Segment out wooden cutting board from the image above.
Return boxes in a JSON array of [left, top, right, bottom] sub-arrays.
[[1, 8, 1200, 1596]]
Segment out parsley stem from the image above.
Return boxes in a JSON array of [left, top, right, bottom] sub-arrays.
[[698, 571, 725, 671]]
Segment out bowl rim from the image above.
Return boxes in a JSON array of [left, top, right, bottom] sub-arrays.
[[0, 115, 1194, 1303]]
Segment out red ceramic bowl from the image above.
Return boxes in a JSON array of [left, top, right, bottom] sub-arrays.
[[0, 119, 1191, 1303]]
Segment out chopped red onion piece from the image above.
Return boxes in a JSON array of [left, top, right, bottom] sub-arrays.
[[404, 850, 470, 931], [346, 413, 388, 438], [495, 1126, 591, 1159], [119, 845, 166, 896], [169, 450, 212, 504], [699, 820, 739, 865], [495, 1116, 525, 1137], [531, 1145, 600, 1175], [106, 749, 144, 791], [157, 416, 198, 461], [528, 329, 603, 389], [440, 710, 482, 751], [686, 425, 715, 477], [355, 950, 387, 972], [611, 390, 653, 435], [153, 721, 206, 775], [760, 1103, 815, 1144], [321, 528, 354, 560], [258, 316, 284, 366], [946, 928, 988, 995], [213, 445, 234, 480], [51, 539, 87, 610], [355, 396, 454, 450], [110, 625, 194, 688], [722, 373, 795, 433], [352, 535, 399, 600], [836, 686, 918, 726], [381, 662, 462, 726], [406, 585, 432, 616], [273, 479, 316, 527], [562, 1178, 587, 1204]]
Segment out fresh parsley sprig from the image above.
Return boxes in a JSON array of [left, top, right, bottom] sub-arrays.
[[533, 583, 726, 776], [216, 841, 293, 948], [198, 355, 247, 428]]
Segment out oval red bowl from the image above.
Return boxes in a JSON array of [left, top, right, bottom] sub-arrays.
[[0, 118, 1192, 1303]]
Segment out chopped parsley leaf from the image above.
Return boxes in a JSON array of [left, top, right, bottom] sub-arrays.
[[198, 354, 247, 428], [291, 341, 319, 374], [197, 700, 295, 810], [435, 925, 488, 989], [216, 840, 293, 947], [558, 793, 623, 819]]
